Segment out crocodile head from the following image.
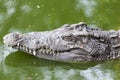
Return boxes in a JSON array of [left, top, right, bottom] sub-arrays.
[[3, 22, 109, 63]]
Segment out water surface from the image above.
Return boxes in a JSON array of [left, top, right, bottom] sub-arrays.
[[0, 0, 120, 80]]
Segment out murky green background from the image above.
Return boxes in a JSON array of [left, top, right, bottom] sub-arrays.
[[1, 0, 120, 80]]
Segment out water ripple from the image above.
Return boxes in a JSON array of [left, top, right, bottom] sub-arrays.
[[21, 5, 32, 14], [75, 0, 97, 17], [80, 65, 114, 80]]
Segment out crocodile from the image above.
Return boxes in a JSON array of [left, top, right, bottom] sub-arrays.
[[3, 22, 120, 63]]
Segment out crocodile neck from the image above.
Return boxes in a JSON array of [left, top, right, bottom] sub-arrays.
[[109, 30, 120, 59], [90, 30, 120, 60]]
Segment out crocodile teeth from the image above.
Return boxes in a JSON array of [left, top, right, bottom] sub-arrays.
[[40, 49, 46, 54], [25, 47, 29, 52], [52, 51, 57, 56], [29, 49, 32, 53], [42, 50, 46, 54], [14, 44, 61, 56], [22, 46, 26, 51], [20, 45, 23, 50], [49, 52, 53, 55], [39, 49, 43, 53], [117, 54, 120, 57], [112, 55, 116, 59], [33, 50, 36, 56], [17, 43, 20, 46], [41, 49, 44, 54], [69, 45, 74, 48], [57, 51, 60, 56], [46, 50, 50, 54]]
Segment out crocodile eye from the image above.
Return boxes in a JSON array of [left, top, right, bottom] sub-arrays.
[[75, 22, 87, 31], [62, 35, 75, 41], [74, 22, 87, 31], [78, 22, 87, 27], [75, 25, 82, 31]]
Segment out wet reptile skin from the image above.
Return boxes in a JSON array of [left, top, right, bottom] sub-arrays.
[[3, 22, 120, 63]]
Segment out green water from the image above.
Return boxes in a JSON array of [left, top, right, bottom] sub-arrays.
[[1, 0, 120, 80]]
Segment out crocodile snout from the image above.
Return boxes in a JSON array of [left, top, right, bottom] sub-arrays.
[[3, 32, 21, 47]]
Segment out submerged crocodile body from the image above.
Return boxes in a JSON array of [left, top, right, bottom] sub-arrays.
[[3, 22, 120, 63]]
